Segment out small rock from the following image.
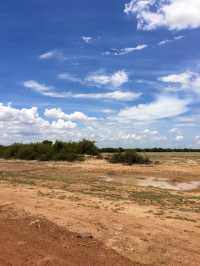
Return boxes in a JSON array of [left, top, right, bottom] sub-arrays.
[[17, 241, 26, 246], [29, 219, 41, 228], [77, 232, 93, 239]]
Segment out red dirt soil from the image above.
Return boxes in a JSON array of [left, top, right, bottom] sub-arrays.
[[0, 208, 147, 266]]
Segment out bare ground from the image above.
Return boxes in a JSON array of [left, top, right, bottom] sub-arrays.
[[0, 156, 200, 265], [0, 208, 139, 266]]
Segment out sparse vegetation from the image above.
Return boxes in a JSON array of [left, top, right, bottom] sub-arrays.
[[109, 150, 151, 165]]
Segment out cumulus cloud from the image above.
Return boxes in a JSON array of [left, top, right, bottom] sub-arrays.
[[50, 119, 76, 129], [0, 103, 196, 147], [124, 0, 200, 31], [0, 103, 77, 143], [159, 71, 200, 94], [0, 103, 40, 124], [39, 50, 66, 60], [118, 95, 189, 121], [0, 103, 111, 144], [44, 108, 96, 122]]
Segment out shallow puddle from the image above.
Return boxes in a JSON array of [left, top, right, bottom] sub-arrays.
[[136, 177, 200, 191], [100, 175, 200, 191]]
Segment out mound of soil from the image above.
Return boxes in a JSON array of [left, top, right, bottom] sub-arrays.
[[0, 208, 144, 266]]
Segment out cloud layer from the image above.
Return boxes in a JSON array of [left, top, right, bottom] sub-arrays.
[[124, 0, 200, 31], [0, 103, 99, 144], [109, 44, 147, 56], [39, 50, 66, 60], [118, 95, 189, 121], [160, 71, 200, 94], [0, 101, 198, 147], [86, 70, 129, 87], [23, 80, 140, 101]]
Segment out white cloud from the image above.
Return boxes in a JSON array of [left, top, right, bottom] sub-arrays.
[[143, 129, 159, 135], [195, 136, 200, 145], [44, 108, 96, 122], [58, 73, 82, 83], [124, 0, 200, 31], [169, 127, 179, 133], [74, 90, 141, 101], [23, 80, 139, 101], [58, 70, 129, 89], [118, 95, 189, 121], [86, 70, 128, 87], [158, 39, 171, 46], [174, 35, 184, 41], [158, 35, 184, 46], [176, 114, 200, 126], [101, 109, 115, 114], [0, 103, 198, 147], [160, 71, 192, 85], [23, 80, 71, 98], [0, 103, 78, 144], [112, 44, 147, 55], [81, 36, 93, 43], [176, 135, 184, 141], [102, 51, 111, 56], [51, 119, 76, 129], [0, 103, 39, 123], [39, 50, 65, 60], [159, 71, 200, 94]]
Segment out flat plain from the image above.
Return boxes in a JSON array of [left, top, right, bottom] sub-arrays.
[[0, 153, 200, 265]]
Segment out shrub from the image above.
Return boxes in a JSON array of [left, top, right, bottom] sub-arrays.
[[0, 140, 91, 162], [77, 139, 99, 155], [109, 150, 151, 165], [52, 152, 83, 162], [16, 145, 37, 160], [2, 144, 22, 159]]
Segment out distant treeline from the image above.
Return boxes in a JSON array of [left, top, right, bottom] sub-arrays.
[[0, 140, 150, 165], [0, 139, 99, 161], [100, 147, 200, 153], [0, 140, 199, 162]]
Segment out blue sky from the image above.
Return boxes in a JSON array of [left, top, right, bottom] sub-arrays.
[[1, 0, 200, 147]]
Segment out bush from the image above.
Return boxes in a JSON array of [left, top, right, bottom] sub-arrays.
[[77, 139, 99, 155], [16, 145, 37, 160], [52, 152, 83, 162], [109, 150, 151, 165], [0, 140, 97, 162]]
